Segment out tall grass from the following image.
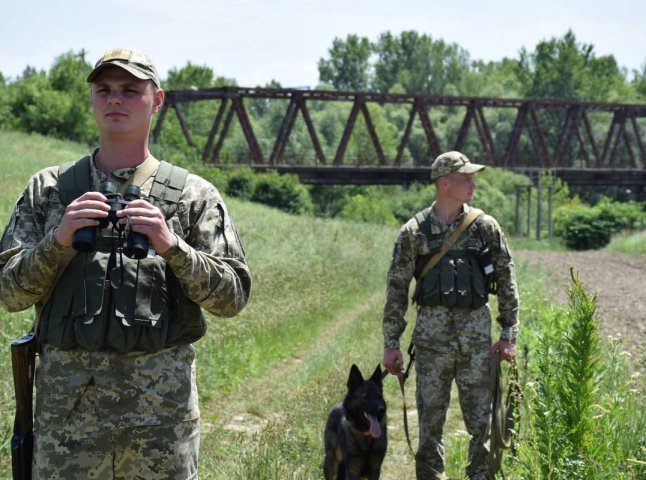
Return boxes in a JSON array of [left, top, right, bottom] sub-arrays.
[[515, 270, 646, 479], [605, 230, 646, 255]]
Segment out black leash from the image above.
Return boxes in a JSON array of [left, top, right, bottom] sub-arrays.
[[383, 343, 416, 456]]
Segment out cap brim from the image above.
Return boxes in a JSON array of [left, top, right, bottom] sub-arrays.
[[457, 164, 485, 174], [87, 62, 154, 84]]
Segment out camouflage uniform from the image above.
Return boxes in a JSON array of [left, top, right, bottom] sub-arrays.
[[383, 203, 519, 480], [0, 151, 251, 479]]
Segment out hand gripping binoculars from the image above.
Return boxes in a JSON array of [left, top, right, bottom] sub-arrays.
[[72, 180, 149, 259]]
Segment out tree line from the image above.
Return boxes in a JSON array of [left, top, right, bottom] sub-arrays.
[[0, 29, 644, 151]]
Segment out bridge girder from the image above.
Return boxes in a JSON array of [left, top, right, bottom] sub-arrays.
[[152, 87, 646, 185]]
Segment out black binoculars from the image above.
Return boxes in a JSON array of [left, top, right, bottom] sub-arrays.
[[72, 180, 149, 259]]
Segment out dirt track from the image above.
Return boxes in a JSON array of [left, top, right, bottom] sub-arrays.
[[515, 250, 646, 368]]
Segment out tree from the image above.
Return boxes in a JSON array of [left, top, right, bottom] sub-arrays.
[[318, 34, 372, 91], [165, 62, 233, 90], [48, 50, 95, 143], [631, 63, 646, 101], [515, 30, 627, 101], [372, 31, 471, 94]]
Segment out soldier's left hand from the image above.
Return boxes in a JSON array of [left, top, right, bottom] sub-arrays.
[[117, 199, 173, 254]]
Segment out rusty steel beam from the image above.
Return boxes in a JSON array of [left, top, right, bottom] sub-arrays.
[[269, 98, 298, 166], [151, 86, 646, 182], [360, 102, 386, 166], [296, 94, 327, 165]]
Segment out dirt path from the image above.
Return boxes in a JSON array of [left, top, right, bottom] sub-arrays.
[[514, 250, 646, 367], [203, 291, 385, 435]]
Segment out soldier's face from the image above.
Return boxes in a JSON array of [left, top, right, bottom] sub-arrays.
[[444, 172, 476, 203], [90, 67, 164, 139]]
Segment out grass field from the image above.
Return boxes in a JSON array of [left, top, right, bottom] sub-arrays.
[[0, 131, 643, 479]]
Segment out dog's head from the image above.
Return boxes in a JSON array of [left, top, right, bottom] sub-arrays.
[[343, 364, 387, 438]]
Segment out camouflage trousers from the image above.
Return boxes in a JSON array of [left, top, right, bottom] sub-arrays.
[[414, 344, 492, 480], [32, 384, 200, 480]]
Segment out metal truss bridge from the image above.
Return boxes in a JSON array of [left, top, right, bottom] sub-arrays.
[[152, 86, 646, 187]]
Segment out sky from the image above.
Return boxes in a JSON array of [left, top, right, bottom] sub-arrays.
[[2, 0, 645, 88]]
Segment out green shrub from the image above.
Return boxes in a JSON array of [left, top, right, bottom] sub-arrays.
[[339, 192, 400, 227], [554, 197, 646, 250], [226, 167, 256, 200], [251, 171, 313, 215], [594, 197, 646, 232], [555, 205, 612, 250]]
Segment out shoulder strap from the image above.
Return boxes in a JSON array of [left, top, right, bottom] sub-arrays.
[[418, 208, 483, 280], [148, 160, 189, 219], [58, 156, 91, 206], [414, 207, 433, 238]]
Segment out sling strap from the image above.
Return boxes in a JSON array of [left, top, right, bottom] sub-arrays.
[[417, 207, 484, 280], [58, 155, 188, 216], [487, 350, 522, 479]]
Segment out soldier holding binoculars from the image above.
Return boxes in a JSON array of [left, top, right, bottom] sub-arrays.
[[0, 48, 251, 479]]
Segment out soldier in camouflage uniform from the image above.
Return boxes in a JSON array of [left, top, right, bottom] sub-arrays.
[[0, 48, 251, 479], [382, 151, 519, 480]]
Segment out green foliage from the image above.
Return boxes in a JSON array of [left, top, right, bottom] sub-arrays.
[[0, 51, 95, 143], [555, 204, 613, 250], [605, 229, 646, 254], [388, 182, 437, 223], [165, 62, 233, 90], [517, 271, 645, 479], [594, 197, 646, 231], [317, 34, 372, 91], [250, 171, 313, 215], [372, 31, 471, 94], [632, 63, 646, 100], [225, 167, 257, 200], [338, 190, 400, 227], [516, 30, 629, 101], [554, 197, 646, 250], [559, 273, 600, 458]]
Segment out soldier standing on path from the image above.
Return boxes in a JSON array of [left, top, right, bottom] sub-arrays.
[[382, 151, 519, 480], [0, 48, 251, 479]]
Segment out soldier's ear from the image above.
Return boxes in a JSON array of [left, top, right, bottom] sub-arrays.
[[153, 88, 165, 112]]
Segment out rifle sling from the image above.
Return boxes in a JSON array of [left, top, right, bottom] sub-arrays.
[[487, 351, 522, 478]]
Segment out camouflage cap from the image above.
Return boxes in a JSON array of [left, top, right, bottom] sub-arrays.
[[430, 151, 485, 181], [87, 48, 161, 87]]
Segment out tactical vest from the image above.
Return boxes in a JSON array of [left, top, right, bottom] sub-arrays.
[[412, 208, 490, 309], [38, 156, 207, 353]]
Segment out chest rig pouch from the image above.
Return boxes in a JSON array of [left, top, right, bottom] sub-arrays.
[[412, 208, 489, 309], [38, 156, 206, 352]]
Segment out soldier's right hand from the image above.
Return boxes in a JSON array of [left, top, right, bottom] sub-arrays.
[[383, 348, 404, 377], [55, 192, 110, 247]]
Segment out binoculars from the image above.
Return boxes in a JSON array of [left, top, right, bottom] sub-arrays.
[[72, 180, 149, 259]]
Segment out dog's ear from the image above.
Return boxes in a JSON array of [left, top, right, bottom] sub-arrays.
[[370, 364, 383, 385], [347, 364, 364, 391]]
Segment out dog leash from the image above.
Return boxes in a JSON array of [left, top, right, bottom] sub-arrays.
[[487, 350, 522, 479], [383, 342, 416, 456]]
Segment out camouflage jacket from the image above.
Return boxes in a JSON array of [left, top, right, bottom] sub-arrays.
[[0, 151, 252, 428], [383, 203, 519, 350]]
